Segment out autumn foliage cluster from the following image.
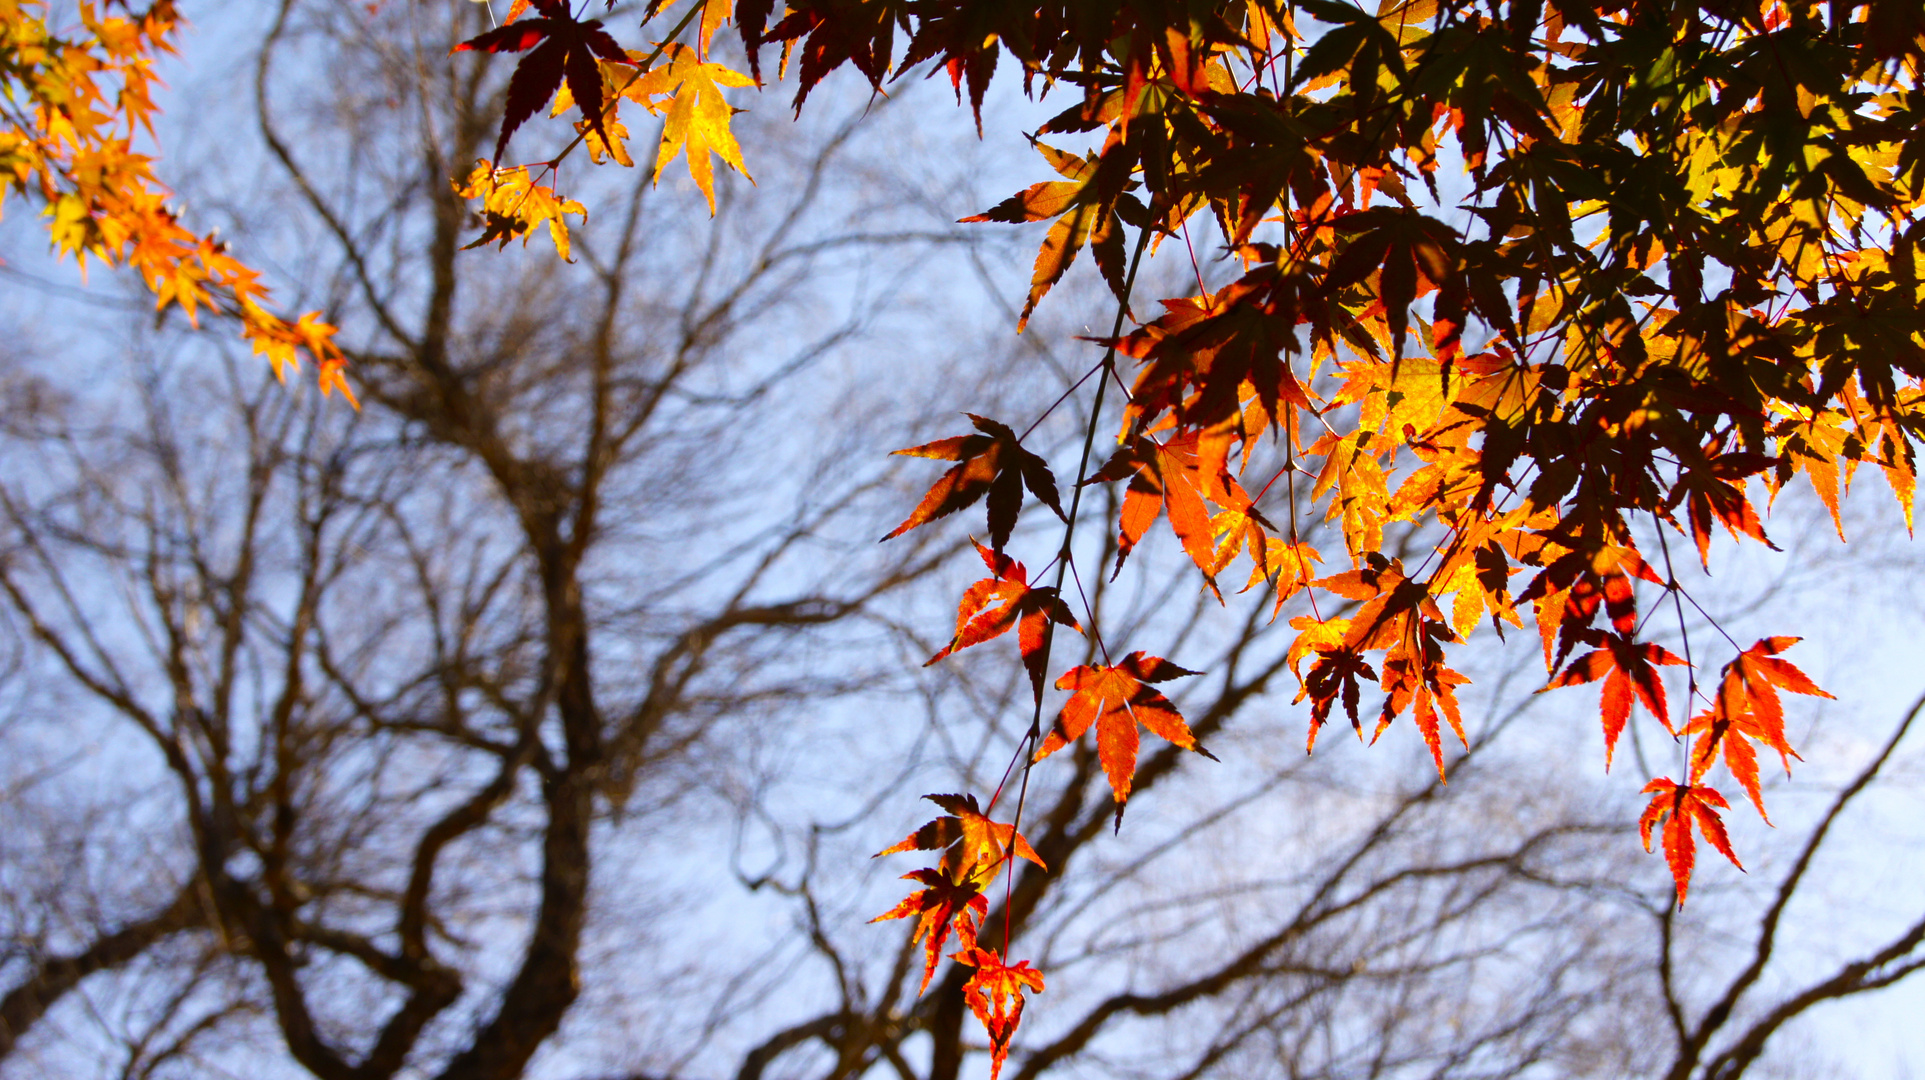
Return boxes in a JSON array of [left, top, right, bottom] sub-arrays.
[[13, 0, 1925, 1073], [0, 0, 348, 395]]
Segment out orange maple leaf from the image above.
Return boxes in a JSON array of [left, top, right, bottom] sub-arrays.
[[1239, 535, 1323, 620], [1517, 545, 1664, 672], [875, 793, 1045, 885], [956, 947, 1045, 1080], [1714, 637, 1832, 748], [1086, 433, 1242, 585], [885, 415, 1065, 554], [1373, 639, 1471, 780], [1683, 705, 1778, 822], [960, 136, 1137, 328], [870, 867, 987, 996], [925, 542, 1081, 701], [1678, 637, 1827, 819], [1639, 778, 1743, 907], [1543, 631, 1688, 768], [1033, 652, 1214, 825]]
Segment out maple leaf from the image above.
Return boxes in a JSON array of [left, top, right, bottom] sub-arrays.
[[1369, 614, 1472, 780], [1243, 536, 1324, 620], [876, 792, 1044, 885], [1207, 504, 1268, 581], [870, 866, 987, 996], [1770, 409, 1850, 539], [1111, 262, 1319, 437], [1301, 646, 1377, 751], [1664, 451, 1780, 568], [1034, 652, 1214, 825], [1713, 637, 1833, 750], [452, 159, 586, 260], [1673, 638, 1827, 819], [1517, 545, 1665, 672], [956, 947, 1045, 1080], [1301, 555, 1461, 764], [1639, 778, 1743, 907], [1086, 433, 1239, 586], [624, 44, 754, 214], [1543, 632, 1688, 769], [1683, 705, 1776, 822], [1308, 428, 1392, 562], [925, 542, 1081, 702], [884, 415, 1065, 554], [1439, 541, 1522, 640], [960, 132, 1139, 329], [453, 0, 632, 165], [1286, 614, 1350, 683]]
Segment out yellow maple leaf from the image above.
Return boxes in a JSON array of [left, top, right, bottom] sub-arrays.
[[550, 58, 638, 167], [626, 44, 753, 214], [453, 160, 586, 262]]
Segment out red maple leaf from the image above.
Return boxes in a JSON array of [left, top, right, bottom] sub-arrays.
[[1679, 637, 1827, 819], [1683, 705, 1779, 822], [1664, 450, 1780, 568], [884, 415, 1064, 554], [1543, 631, 1688, 768], [956, 947, 1045, 1080], [1517, 544, 1664, 672], [1033, 652, 1213, 825], [1373, 634, 1471, 780], [925, 542, 1081, 702], [1639, 778, 1743, 907], [1301, 645, 1378, 751], [875, 793, 1045, 885], [454, 0, 632, 164], [1714, 637, 1832, 749], [870, 867, 987, 996], [746, 0, 907, 109]]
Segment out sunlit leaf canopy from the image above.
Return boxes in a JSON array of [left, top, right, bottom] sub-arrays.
[[0, 0, 349, 396], [458, 0, 1922, 1063]]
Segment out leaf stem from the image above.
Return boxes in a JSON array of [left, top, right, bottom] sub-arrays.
[[998, 224, 1154, 953], [1653, 514, 1695, 777]]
